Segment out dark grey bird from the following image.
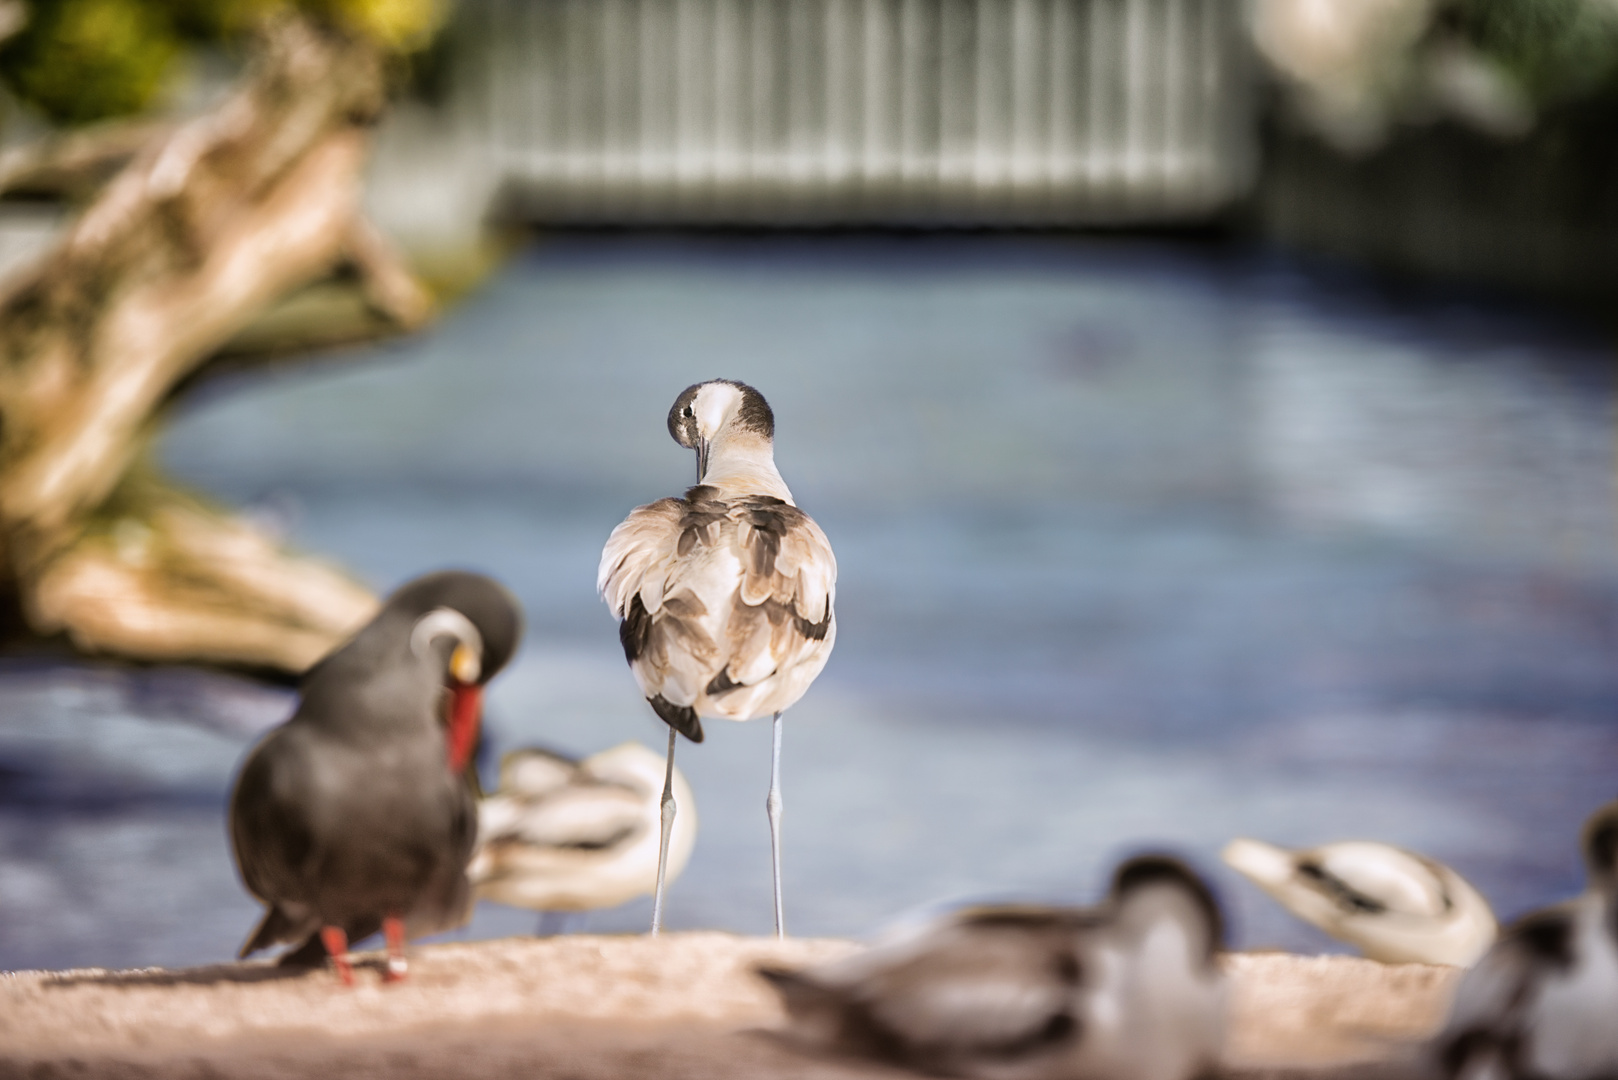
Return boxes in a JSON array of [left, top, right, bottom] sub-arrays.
[[599, 380, 836, 936], [1434, 800, 1618, 1080], [229, 570, 523, 984], [758, 856, 1227, 1080]]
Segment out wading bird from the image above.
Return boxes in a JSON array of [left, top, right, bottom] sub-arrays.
[[468, 742, 698, 932], [1434, 801, 1618, 1080], [758, 856, 1227, 1080], [229, 570, 523, 984], [599, 379, 836, 936], [1222, 837, 1497, 967]]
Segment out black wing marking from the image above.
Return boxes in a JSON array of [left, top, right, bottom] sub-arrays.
[[1298, 859, 1390, 914]]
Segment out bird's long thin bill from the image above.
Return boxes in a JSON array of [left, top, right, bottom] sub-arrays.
[[696, 441, 708, 482], [447, 684, 483, 773]]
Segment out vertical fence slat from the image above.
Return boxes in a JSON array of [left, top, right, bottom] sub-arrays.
[[469, 0, 1248, 223]]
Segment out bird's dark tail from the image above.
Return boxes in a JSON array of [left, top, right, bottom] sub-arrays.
[[757, 965, 844, 1028], [649, 695, 704, 743], [758, 965, 905, 1062], [239, 906, 298, 960], [273, 934, 330, 969]]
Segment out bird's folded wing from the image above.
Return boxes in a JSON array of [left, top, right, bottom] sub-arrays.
[[866, 971, 1070, 1052], [229, 732, 320, 903], [598, 498, 685, 617], [494, 786, 646, 849], [497, 749, 581, 797], [734, 497, 836, 625], [1315, 846, 1449, 916], [856, 932, 1072, 1050]]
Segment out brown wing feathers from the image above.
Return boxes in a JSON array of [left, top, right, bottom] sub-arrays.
[[677, 486, 728, 557], [711, 492, 832, 690], [735, 495, 834, 631], [601, 485, 834, 725]]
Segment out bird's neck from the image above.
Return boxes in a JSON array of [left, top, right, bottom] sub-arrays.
[[1597, 883, 1618, 940], [702, 432, 794, 503]]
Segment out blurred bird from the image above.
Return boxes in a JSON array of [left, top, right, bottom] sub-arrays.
[[1434, 801, 1618, 1080], [758, 856, 1227, 1080], [1222, 837, 1497, 967], [229, 571, 523, 984], [599, 379, 836, 936], [467, 741, 699, 931]]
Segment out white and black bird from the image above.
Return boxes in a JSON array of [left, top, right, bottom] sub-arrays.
[[467, 742, 698, 932], [1434, 801, 1618, 1080], [599, 379, 836, 935], [229, 571, 523, 984], [758, 856, 1227, 1080], [1222, 837, 1498, 967]]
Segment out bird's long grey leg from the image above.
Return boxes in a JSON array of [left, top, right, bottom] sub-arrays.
[[651, 724, 678, 935], [768, 710, 785, 938]]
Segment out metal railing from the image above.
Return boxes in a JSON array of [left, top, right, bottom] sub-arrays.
[[455, 0, 1254, 224]]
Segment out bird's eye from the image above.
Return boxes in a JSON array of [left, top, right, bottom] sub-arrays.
[[682, 407, 693, 418]]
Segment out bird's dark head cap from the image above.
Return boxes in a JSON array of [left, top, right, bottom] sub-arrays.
[[1583, 801, 1618, 882], [1110, 854, 1226, 960], [668, 379, 774, 448], [386, 570, 524, 683]]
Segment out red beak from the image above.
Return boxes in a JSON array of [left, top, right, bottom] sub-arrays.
[[447, 683, 483, 774]]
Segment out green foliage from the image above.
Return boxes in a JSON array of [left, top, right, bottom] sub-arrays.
[[304, 0, 443, 52], [0, 0, 178, 125], [169, 0, 443, 50], [1457, 0, 1618, 104], [0, 0, 443, 126], [168, 0, 287, 40]]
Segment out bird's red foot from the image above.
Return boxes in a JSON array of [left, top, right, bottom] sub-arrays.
[[320, 926, 354, 987], [383, 914, 409, 983]]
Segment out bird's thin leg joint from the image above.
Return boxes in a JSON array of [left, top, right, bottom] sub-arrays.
[[767, 710, 785, 939], [383, 914, 408, 982], [320, 926, 353, 987], [651, 724, 678, 935]]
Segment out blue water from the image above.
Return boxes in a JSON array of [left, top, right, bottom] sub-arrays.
[[2, 235, 1615, 971]]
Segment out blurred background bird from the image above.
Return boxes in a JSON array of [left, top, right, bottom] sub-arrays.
[[1223, 837, 1497, 967], [600, 379, 836, 936], [758, 855, 1226, 1080], [229, 570, 523, 984], [468, 742, 698, 935], [1434, 800, 1618, 1080]]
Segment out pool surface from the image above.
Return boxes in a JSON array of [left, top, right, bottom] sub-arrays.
[[2, 235, 1615, 970]]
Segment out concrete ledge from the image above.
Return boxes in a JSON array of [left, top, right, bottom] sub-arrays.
[[0, 934, 1460, 1078]]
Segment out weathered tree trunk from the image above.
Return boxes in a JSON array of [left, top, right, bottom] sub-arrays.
[[0, 15, 434, 673]]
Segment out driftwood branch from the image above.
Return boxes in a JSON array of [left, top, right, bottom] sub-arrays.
[[0, 1, 21, 46], [30, 487, 378, 672], [0, 14, 436, 671], [0, 118, 173, 199], [344, 216, 435, 329]]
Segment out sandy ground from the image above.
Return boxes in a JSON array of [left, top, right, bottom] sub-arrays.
[[0, 934, 1458, 1079]]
